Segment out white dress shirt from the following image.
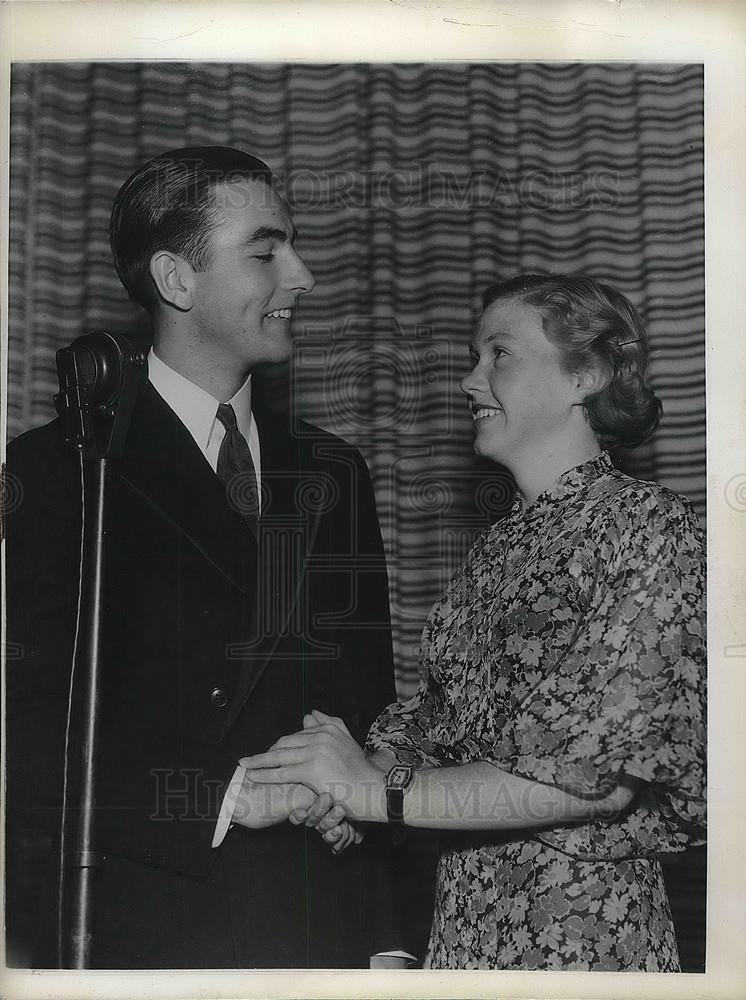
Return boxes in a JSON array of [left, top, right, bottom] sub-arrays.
[[147, 347, 261, 510]]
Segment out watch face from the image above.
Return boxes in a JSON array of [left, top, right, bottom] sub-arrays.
[[388, 765, 413, 790]]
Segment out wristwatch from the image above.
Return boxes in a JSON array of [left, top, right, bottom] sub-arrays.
[[385, 764, 414, 825]]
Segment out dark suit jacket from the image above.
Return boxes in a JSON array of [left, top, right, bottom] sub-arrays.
[[5, 383, 403, 968]]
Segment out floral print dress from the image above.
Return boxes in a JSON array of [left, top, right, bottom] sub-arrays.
[[366, 453, 706, 971]]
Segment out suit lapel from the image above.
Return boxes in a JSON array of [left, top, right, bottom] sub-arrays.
[[217, 403, 323, 740], [115, 383, 258, 595], [113, 385, 323, 740]]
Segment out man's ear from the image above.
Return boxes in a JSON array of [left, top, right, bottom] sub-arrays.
[[149, 250, 195, 311]]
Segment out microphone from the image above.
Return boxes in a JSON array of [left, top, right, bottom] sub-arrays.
[[53, 333, 147, 966], [54, 332, 147, 460]]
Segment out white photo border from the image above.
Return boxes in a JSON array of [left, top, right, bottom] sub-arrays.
[[1, 2, 744, 999]]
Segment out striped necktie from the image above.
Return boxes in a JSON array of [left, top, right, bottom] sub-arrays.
[[215, 402, 259, 538]]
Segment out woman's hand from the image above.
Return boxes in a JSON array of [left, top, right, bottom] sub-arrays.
[[285, 714, 367, 852], [289, 791, 366, 853], [240, 710, 386, 822]]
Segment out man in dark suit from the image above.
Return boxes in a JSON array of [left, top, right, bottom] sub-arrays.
[[5, 146, 410, 968]]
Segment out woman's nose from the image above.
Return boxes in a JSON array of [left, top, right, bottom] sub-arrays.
[[460, 364, 482, 397]]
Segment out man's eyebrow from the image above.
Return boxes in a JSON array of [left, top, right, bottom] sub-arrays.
[[243, 226, 294, 247]]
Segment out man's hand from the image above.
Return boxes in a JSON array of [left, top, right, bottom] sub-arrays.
[[231, 772, 316, 830], [230, 771, 362, 852], [240, 709, 385, 822]]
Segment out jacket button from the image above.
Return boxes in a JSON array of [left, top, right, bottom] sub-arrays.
[[210, 687, 229, 708]]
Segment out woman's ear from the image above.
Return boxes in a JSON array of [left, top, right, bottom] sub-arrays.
[[149, 250, 195, 311], [574, 361, 609, 400]]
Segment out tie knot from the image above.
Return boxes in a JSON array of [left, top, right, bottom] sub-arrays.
[[216, 402, 238, 433]]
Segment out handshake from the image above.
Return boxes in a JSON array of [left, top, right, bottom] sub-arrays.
[[226, 709, 385, 855], [289, 790, 364, 855]]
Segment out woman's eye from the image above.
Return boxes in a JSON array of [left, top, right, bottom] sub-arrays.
[[253, 251, 275, 263]]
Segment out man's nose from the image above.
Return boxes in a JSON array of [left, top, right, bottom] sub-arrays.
[[286, 249, 315, 294]]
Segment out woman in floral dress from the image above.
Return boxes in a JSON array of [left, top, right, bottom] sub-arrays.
[[243, 273, 706, 971]]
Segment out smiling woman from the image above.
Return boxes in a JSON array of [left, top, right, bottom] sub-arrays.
[[463, 294, 596, 489], [461, 275, 663, 497], [242, 272, 706, 972]]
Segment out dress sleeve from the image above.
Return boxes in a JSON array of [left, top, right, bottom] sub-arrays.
[[484, 486, 706, 841], [365, 530, 493, 768], [365, 665, 454, 768]]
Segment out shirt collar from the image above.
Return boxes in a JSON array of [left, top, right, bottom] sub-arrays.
[[224, 371, 253, 440], [147, 348, 253, 451], [510, 451, 613, 521]]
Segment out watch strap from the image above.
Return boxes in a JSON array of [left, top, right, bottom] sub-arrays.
[[386, 764, 414, 825]]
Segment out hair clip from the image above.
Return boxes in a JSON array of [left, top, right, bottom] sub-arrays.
[[617, 338, 641, 347]]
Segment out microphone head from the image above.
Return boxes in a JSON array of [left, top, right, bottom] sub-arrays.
[[54, 332, 147, 456], [57, 332, 145, 407], [70, 344, 98, 387]]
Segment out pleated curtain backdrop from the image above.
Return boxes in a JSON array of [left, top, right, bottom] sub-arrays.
[[7, 62, 704, 696]]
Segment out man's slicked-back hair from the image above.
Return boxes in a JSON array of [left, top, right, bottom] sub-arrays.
[[109, 146, 273, 312]]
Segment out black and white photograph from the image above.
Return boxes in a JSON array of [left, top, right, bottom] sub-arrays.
[[1, 3, 744, 1000]]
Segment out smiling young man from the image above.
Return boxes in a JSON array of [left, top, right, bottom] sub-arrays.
[[5, 147, 409, 969]]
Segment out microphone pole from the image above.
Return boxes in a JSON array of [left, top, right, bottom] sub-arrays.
[[54, 333, 147, 968]]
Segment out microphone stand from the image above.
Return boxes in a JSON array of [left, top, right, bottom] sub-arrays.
[[54, 333, 147, 968], [65, 455, 107, 969]]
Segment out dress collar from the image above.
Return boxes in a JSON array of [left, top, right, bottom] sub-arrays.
[[509, 451, 614, 521]]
